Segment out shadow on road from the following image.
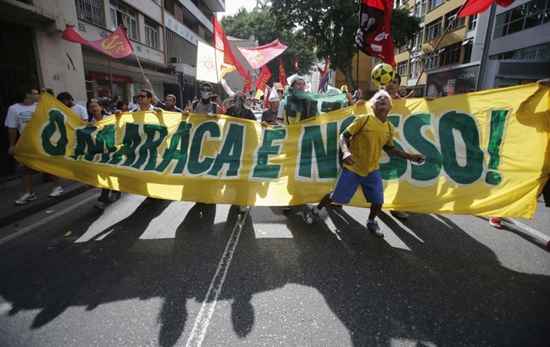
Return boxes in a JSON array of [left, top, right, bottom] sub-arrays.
[[0, 205, 549, 346]]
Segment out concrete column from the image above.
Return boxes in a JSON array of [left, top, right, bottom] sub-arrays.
[[34, 0, 87, 104]]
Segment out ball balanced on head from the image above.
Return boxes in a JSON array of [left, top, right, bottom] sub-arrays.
[[371, 63, 396, 87]]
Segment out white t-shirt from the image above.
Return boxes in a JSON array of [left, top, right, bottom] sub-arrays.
[[72, 104, 89, 121], [4, 103, 37, 133]]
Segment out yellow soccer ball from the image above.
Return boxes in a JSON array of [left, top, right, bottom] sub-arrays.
[[371, 63, 396, 86]]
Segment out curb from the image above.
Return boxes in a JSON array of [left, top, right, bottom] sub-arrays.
[[0, 184, 93, 228]]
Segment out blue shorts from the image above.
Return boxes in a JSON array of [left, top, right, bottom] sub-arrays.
[[331, 169, 384, 205]]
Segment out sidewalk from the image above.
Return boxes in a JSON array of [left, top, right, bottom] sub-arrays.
[[0, 174, 91, 227]]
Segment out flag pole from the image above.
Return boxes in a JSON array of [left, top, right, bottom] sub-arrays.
[[356, 0, 363, 91], [476, 3, 496, 90], [134, 51, 160, 102], [109, 56, 114, 99]]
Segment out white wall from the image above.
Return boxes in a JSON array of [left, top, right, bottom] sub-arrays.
[[124, 0, 162, 23], [34, 0, 87, 103]]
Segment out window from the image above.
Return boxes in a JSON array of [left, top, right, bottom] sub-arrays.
[[413, 30, 423, 50], [76, 0, 105, 27], [445, 9, 466, 31], [490, 42, 550, 60], [414, 0, 427, 17], [145, 18, 160, 49], [494, 0, 550, 38], [463, 40, 473, 63], [410, 60, 423, 78], [425, 19, 442, 42], [110, 0, 139, 40], [398, 61, 409, 76], [428, 0, 443, 12], [425, 53, 439, 70], [164, 0, 176, 14], [468, 15, 478, 31], [439, 43, 461, 66]]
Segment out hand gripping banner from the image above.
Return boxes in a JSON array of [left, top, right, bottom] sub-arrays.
[[15, 84, 550, 218]]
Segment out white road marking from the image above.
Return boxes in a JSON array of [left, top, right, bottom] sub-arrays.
[[185, 210, 249, 347], [253, 223, 294, 238], [322, 213, 356, 255], [0, 194, 98, 246], [507, 219, 550, 244], [75, 195, 146, 243]]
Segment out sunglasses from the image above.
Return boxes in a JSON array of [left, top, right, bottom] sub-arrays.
[[137, 94, 148, 98]]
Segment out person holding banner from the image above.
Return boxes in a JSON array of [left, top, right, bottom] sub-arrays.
[[190, 83, 219, 115], [85, 99, 120, 210], [262, 87, 282, 125], [488, 78, 550, 229], [281, 75, 319, 124], [161, 94, 183, 112], [130, 89, 161, 112], [57, 92, 88, 121], [318, 90, 424, 237], [226, 93, 256, 121], [5, 90, 43, 204]]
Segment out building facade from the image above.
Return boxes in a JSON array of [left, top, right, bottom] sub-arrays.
[[0, 0, 224, 178], [394, 0, 488, 96], [481, 0, 550, 88], [394, 0, 550, 96]]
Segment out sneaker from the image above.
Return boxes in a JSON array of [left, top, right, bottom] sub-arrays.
[[94, 201, 106, 210], [15, 192, 37, 205], [367, 220, 384, 238], [49, 186, 64, 197], [489, 217, 503, 229], [391, 211, 409, 219]]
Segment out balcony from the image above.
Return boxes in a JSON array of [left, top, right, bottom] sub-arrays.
[[180, 0, 213, 32], [202, 0, 224, 12]]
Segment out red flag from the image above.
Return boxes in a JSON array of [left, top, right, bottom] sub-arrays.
[[212, 16, 252, 91], [318, 57, 331, 92], [263, 86, 271, 108], [238, 39, 288, 70], [256, 65, 272, 92], [62, 25, 133, 59], [292, 56, 299, 72], [355, 0, 395, 66], [279, 58, 287, 86], [458, 0, 513, 17]]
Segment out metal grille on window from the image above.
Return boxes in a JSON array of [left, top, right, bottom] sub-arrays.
[[76, 0, 105, 26], [145, 19, 160, 49], [110, 0, 138, 40]]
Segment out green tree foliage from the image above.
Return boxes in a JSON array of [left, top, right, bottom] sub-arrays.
[[272, 0, 421, 87], [221, 5, 316, 81]]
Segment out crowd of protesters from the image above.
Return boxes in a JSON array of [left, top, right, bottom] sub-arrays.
[[2, 76, 390, 211], [5, 76, 549, 234]]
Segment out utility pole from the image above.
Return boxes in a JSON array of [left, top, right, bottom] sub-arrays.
[[476, 4, 497, 91]]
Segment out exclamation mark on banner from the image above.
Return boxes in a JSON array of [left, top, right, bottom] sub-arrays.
[[485, 110, 509, 185]]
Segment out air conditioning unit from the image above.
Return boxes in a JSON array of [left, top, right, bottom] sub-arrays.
[[170, 57, 186, 64]]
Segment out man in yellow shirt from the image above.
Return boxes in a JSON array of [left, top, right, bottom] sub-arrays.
[[319, 90, 424, 237]]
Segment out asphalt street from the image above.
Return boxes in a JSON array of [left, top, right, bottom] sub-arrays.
[[0, 189, 549, 347]]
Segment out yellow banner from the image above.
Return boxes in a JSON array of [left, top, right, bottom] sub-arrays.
[[15, 84, 550, 218]]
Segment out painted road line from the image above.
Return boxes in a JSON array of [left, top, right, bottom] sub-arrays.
[[0, 193, 98, 246], [507, 219, 550, 250], [185, 209, 249, 347]]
